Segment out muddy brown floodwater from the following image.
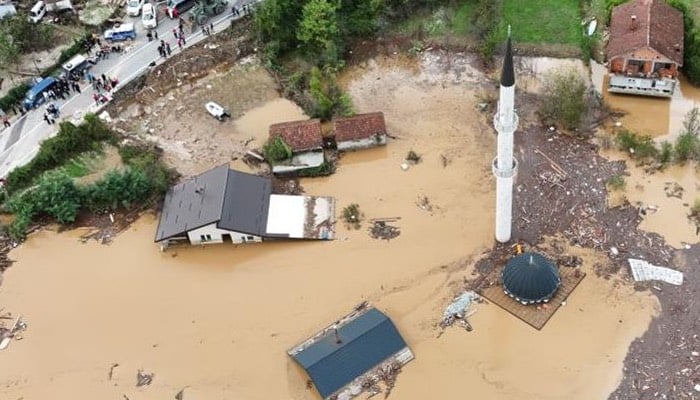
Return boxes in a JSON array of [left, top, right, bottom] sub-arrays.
[[0, 52, 664, 400]]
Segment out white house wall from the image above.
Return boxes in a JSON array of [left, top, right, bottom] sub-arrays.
[[337, 135, 387, 152], [186, 222, 262, 245]]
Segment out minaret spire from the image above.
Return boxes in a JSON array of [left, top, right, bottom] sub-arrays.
[[492, 26, 519, 243], [501, 28, 515, 87]]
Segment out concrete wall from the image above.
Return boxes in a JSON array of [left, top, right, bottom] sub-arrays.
[[186, 222, 262, 245], [337, 134, 387, 152]]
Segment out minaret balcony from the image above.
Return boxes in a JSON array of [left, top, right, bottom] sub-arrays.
[[493, 113, 519, 133]]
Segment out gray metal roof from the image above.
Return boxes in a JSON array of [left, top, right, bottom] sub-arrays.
[[154, 165, 271, 241], [219, 169, 271, 236], [292, 308, 408, 399]]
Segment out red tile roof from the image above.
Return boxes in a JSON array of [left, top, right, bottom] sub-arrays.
[[269, 119, 323, 152], [333, 112, 387, 142], [607, 0, 684, 65]]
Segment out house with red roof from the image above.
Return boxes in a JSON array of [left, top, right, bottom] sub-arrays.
[[606, 0, 684, 97], [333, 112, 387, 151], [268, 119, 325, 174]]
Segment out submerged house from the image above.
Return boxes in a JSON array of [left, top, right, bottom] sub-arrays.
[[154, 165, 335, 247], [269, 119, 325, 174], [288, 305, 413, 400], [606, 0, 684, 97], [333, 112, 388, 151]]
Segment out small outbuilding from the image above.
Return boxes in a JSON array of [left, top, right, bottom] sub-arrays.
[[333, 112, 387, 151], [288, 305, 414, 400], [606, 0, 684, 97], [501, 252, 561, 305], [268, 119, 325, 174]]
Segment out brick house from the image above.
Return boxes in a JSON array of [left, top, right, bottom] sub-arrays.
[[606, 0, 684, 97], [268, 119, 325, 174], [333, 112, 388, 151]]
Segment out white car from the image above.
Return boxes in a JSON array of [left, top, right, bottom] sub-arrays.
[[141, 3, 157, 29], [126, 0, 145, 16]]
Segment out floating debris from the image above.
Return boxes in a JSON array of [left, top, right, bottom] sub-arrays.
[[441, 291, 480, 330], [136, 369, 154, 387], [628, 258, 683, 285], [369, 220, 400, 241]]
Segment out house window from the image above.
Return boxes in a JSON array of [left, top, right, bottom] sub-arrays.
[[200, 234, 212, 242], [247, 236, 255, 241]]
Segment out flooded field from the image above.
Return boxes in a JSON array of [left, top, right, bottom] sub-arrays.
[[0, 53, 664, 399]]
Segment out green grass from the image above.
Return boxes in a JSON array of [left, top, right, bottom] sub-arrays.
[[393, 0, 475, 38], [52, 151, 104, 179], [501, 0, 583, 45]]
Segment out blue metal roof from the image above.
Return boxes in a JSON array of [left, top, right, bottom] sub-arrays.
[[292, 308, 408, 399]]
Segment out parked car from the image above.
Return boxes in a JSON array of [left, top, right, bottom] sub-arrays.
[[104, 22, 137, 42], [23, 77, 57, 110], [28, 1, 46, 23], [141, 3, 157, 29], [126, 0, 145, 16], [165, 0, 195, 19], [61, 54, 91, 78]]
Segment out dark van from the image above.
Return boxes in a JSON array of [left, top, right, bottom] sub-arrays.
[[23, 77, 57, 110], [166, 0, 195, 18]]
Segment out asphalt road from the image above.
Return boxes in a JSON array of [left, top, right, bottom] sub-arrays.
[[0, 2, 250, 179]]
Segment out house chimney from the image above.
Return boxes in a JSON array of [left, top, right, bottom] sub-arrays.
[[630, 15, 637, 31], [195, 186, 205, 194]]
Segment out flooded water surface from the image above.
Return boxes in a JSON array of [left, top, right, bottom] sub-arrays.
[[0, 54, 662, 400]]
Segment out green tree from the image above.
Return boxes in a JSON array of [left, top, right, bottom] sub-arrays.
[[254, 0, 305, 60], [298, 0, 340, 62], [308, 66, 353, 120], [262, 136, 293, 162], [540, 68, 588, 130], [33, 171, 81, 224]]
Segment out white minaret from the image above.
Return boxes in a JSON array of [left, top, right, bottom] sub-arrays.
[[492, 29, 518, 243]]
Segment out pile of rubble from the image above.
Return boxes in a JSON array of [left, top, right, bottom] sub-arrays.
[[369, 219, 401, 241]]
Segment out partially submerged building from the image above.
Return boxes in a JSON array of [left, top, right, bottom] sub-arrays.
[[154, 165, 335, 247], [606, 0, 684, 97], [288, 305, 414, 400], [501, 252, 561, 305], [268, 119, 325, 174], [333, 112, 388, 151]]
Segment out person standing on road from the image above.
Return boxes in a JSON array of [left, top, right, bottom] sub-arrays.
[[177, 37, 183, 50], [43, 112, 53, 125], [209, 22, 214, 33], [173, 28, 178, 39], [2, 116, 10, 128], [165, 42, 172, 56]]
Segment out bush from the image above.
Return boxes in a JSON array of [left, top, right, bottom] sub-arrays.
[[118, 143, 173, 195], [615, 129, 658, 160], [0, 82, 31, 112], [262, 136, 293, 162], [82, 168, 152, 212], [296, 160, 335, 177], [308, 66, 354, 120], [673, 132, 700, 162], [607, 175, 626, 191], [659, 141, 673, 165], [540, 68, 588, 130], [342, 203, 362, 229], [5, 114, 114, 194]]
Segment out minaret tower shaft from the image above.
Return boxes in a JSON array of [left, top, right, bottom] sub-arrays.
[[492, 29, 518, 243]]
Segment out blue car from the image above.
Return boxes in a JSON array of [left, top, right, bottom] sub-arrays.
[[23, 76, 57, 110]]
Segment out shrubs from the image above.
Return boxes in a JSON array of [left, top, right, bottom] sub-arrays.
[[82, 169, 152, 212], [615, 129, 658, 160], [5, 114, 114, 194], [262, 136, 293, 163], [540, 68, 588, 130], [342, 203, 362, 229], [0, 82, 31, 112], [606, 175, 626, 191]]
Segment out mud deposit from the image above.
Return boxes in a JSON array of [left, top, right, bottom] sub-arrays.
[[0, 52, 679, 400]]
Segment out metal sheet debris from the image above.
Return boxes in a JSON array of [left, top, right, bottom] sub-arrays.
[[628, 258, 683, 285], [441, 291, 479, 329]]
